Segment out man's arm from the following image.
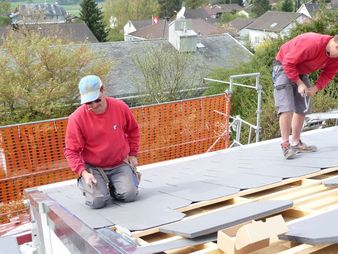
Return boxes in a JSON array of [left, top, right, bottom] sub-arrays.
[[123, 105, 140, 161], [64, 118, 97, 185], [314, 64, 338, 91]]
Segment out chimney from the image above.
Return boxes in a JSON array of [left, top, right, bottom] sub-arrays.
[[168, 17, 197, 52]]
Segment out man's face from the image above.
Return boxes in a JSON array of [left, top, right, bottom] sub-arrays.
[[86, 94, 106, 114], [329, 41, 338, 58]]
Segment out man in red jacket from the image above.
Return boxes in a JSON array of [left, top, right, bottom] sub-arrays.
[[65, 75, 140, 208], [272, 33, 338, 159]]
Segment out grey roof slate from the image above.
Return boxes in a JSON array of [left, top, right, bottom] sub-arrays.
[[245, 11, 305, 32], [129, 19, 226, 39], [229, 17, 255, 31], [86, 34, 252, 97], [0, 23, 98, 45], [39, 126, 338, 233], [18, 3, 67, 18], [280, 208, 338, 244], [304, 3, 321, 16], [130, 19, 152, 29], [185, 8, 216, 23]]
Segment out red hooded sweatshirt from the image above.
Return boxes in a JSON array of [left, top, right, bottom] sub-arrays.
[[276, 32, 338, 90], [64, 97, 140, 176]]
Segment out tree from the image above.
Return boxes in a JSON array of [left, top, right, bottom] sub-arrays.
[[0, 1, 11, 15], [103, 0, 159, 40], [158, 0, 182, 19], [183, 0, 207, 8], [281, 0, 293, 12], [251, 0, 271, 17], [132, 44, 207, 104], [0, 30, 112, 125], [204, 8, 337, 142], [80, 0, 108, 42]]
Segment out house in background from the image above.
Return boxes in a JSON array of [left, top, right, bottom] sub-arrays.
[[124, 18, 226, 41], [296, 3, 321, 18], [0, 23, 98, 45], [229, 17, 255, 37], [242, 11, 309, 48], [87, 19, 252, 97], [185, 4, 250, 23], [9, 3, 68, 24]]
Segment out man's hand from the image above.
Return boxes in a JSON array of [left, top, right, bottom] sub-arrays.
[[126, 155, 138, 167], [307, 86, 318, 97], [297, 83, 308, 97], [81, 170, 97, 186]]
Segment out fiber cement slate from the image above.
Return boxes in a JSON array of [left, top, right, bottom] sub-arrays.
[[159, 200, 293, 238], [41, 127, 338, 232], [0, 236, 21, 254], [159, 181, 239, 202], [279, 209, 338, 244], [133, 233, 217, 254], [323, 176, 338, 187]]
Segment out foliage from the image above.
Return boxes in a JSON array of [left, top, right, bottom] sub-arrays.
[[251, 0, 271, 17], [132, 43, 207, 104], [0, 30, 112, 125], [219, 12, 246, 23], [0, 1, 11, 15], [103, 0, 159, 32], [204, 9, 337, 142], [183, 0, 207, 8], [108, 28, 124, 41], [281, 0, 293, 12], [80, 0, 108, 42], [0, 16, 10, 25], [158, 0, 182, 18]]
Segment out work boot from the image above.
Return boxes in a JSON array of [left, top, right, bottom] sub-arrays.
[[281, 141, 296, 159], [292, 140, 317, 153]]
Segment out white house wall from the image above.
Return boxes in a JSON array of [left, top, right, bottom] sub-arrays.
[[123, 21, 137, 41], [248, 30, 278, 48], [297, 4, 311, 18]]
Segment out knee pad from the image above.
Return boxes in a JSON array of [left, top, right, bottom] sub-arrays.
[[86, 196, 107, 209], [115, 189, 138, 202]]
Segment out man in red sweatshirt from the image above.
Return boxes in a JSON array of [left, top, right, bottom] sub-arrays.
[[272, 33, 338, 159], [65, 75, 140, 208]]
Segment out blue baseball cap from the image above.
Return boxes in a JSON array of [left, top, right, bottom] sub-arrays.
[[78, 75, 102, 104]]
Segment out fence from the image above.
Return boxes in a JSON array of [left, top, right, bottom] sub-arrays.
[[0, 94, 230, 223]]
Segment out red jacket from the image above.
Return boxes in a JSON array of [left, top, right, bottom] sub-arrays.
[[276, 33, 338, 90], [64, 97, 140, 176]]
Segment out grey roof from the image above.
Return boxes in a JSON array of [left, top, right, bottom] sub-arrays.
[[204, 4, 244, 15], [129, 19, 226, 39], [245, 11, 305, 32], [86, 34, 252, 97], [17, 3, 67, 17], [130, 19, 152, 30], [229, 17, 255, 31], [185, 8, 216, 23], [303, 3, 321, 16], [0, 23, 98, 45]]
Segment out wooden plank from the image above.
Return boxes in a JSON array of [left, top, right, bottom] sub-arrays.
[[277, 244, 330, 254]]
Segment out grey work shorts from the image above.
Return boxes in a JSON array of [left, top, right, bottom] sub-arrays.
[[272, 61, 311, 115]]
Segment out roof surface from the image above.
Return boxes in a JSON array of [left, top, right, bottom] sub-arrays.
[[39, 127, 338, 231], [85, 34, 252, 97], [129, 19, 226, 39], [229, 17, 255, 31], [245, 11, 304, 32], [0, 23, 98, 45]]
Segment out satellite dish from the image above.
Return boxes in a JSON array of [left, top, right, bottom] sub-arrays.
[[176, 6, 185, 20]]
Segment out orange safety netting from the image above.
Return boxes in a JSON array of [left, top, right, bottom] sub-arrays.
[[0, 94, 230, 222]]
